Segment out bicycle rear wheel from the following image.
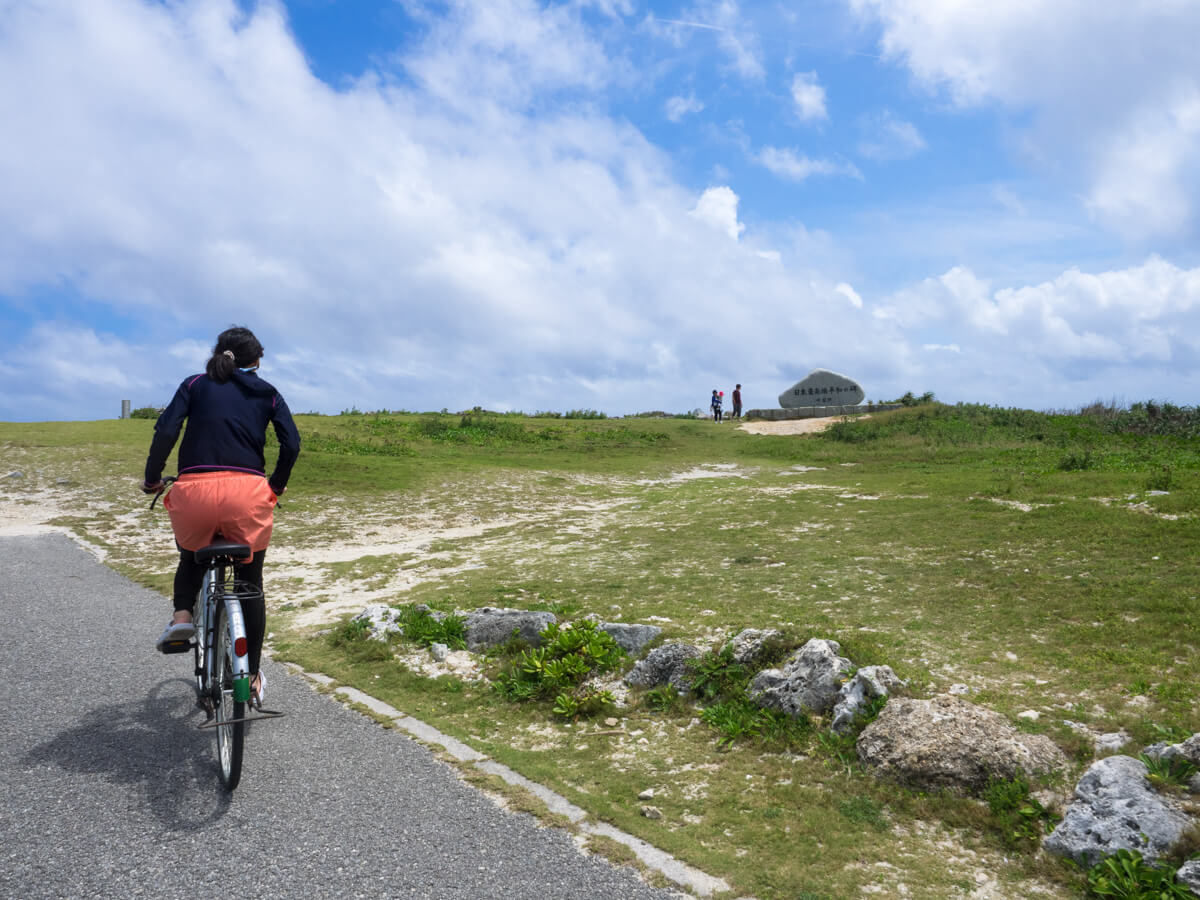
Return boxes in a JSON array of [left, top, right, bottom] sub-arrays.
[[212, 598, 245, 790], [193, 569, 214, 701]]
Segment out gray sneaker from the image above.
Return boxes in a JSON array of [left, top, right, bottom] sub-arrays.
[[155, 620, 195, 652]]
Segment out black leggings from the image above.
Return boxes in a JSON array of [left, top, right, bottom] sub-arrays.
[[173, 549, 267, 675]]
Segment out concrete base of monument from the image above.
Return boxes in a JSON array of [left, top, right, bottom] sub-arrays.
[[745, 404, 901, 420]]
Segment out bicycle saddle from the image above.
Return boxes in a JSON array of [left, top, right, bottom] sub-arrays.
[[194, 539, 252, 564]]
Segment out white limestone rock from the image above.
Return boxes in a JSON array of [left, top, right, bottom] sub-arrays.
[[1176, 859, 1200, 896], [463, 607, 557, 651], [352, 604, 402, 641], [1043, 755, 1192, 867], [723, 628, 783, 666], [857, 695, 1067, 795], [624, 643, 702, 692], [831, 666, 906, 734], [599, 622, 662, 656], [748, 638, 852, 717]]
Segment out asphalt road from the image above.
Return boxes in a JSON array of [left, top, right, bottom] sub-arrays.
[[0, 534, 681, 899]]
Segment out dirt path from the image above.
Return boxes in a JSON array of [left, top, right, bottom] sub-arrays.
[[737, 415, 866, 435]]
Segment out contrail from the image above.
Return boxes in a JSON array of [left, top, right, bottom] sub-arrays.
[[649, 14, 884, 59], [656, 17, 727, 32]]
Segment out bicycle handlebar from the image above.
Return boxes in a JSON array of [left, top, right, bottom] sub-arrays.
[[148, 475, 177, 509]]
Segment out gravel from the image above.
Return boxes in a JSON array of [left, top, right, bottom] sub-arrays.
[[0, 534, 681, 899]]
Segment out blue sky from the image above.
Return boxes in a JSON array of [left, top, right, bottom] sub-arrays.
[[2, 0, 1199, 420]]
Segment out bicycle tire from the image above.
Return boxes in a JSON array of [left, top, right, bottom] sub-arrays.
[[212, 596, 245, 790], [193, 568, 213, 699]]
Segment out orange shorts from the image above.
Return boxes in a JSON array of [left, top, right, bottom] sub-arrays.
[[163, 471, 277, 552]]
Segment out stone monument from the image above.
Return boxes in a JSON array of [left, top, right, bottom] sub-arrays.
[[778, 369, 864, 408]]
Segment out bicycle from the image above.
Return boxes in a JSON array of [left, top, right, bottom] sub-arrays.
[[152, 478, 282, 790]]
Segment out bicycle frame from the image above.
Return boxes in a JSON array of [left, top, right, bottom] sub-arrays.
[[151, 480, 282, 791], [196, 561, 252, 709]]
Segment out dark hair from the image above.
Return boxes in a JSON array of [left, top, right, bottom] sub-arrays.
[[206, 326, 264, 383]]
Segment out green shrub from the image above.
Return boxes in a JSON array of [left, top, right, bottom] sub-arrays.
[[701, 698, 771, 748], [563, 409, 608, 419], [129, 406, 161, 419], [687, 645, 750, 703], [983, 774, 1058, 850], [1086, 849, 1192, 898], [1144, 466, 1174, 491], [1059, 448, 1098, 471], [393, 604, 467, 650], [325, 616, 392, 661], [1139, 753, 1199, 791], [814, 694, 888, 772], [1100, 401, 1200, 438], [643, 685, 680, 713], [815, 729, 858, 772], [492, 620, 625, 719], [893, 390, 936, 407], [700, 698, 808, 749], [553, 689, 615, 719], [330, 617, 372, 645]]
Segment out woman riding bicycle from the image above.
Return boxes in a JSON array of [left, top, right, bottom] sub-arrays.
[[141, 326, 300, 708]]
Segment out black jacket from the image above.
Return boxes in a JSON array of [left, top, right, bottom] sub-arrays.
[[144, 370, 301, 493]]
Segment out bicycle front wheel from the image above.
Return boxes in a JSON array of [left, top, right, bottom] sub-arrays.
[[212, 599, 245, 790]]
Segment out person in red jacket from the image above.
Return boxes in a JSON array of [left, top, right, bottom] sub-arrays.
[[141, 326, 300, 708]]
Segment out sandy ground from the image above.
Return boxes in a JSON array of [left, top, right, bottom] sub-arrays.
[[0, 494, 73, 538], [737, 415, 866, 435]]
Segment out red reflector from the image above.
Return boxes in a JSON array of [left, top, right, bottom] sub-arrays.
[[234, 636, 248, 657]]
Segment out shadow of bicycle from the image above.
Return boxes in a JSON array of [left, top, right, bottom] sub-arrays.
[[22, 677, 236, 830]]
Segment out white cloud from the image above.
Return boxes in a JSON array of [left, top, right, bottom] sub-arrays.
[[835, 282, 863, 308], [676, 0, 765, 80], [758, 147, 861, 182], [664, 93, 704, 122], [857, 109, 925, 160], [399, 0, 615, 109], [1, 1, 1199, 420], [2, 0, 894, 419], [790, 71, 828, 122], [1085, 86, 1200, 238], [691, 186, 745, 240], [871, 256, 1200, 401], [847, 0, 1200, 241]]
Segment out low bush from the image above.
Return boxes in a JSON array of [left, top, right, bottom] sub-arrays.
[[1086, 849, 1192, 898], [492, 620, 624, 720], [393, 604, 467, 650], [687, 645, 751, 703], [982, 774, 1058, 850], [1139, 753, 1199, 791], [563, 409, 608, 419], [700, 698, 809, 749]]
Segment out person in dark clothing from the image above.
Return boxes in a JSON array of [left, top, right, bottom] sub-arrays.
[[732, 384, 742, 419], [141, 326, 300, 708]]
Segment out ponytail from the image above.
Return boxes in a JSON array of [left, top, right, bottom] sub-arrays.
[[205, 326, 264, 383]]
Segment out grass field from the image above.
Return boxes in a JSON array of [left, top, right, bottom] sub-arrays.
[[2, 403, 1197, 898]]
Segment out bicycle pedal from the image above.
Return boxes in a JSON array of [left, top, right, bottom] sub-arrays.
[[159, 639, 192, 655]]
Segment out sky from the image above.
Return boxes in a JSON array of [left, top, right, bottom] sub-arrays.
[[2, 0, 1200, 421]]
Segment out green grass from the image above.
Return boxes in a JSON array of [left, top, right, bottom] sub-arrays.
[[3, 403, 1199, 898]]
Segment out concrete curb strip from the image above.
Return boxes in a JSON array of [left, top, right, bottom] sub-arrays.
[[285, 663, 732, 898]]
